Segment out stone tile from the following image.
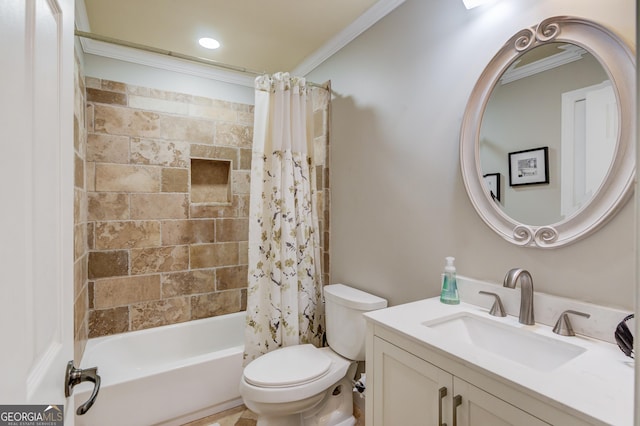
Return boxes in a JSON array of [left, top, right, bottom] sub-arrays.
[[74, 187, 86, 225], [234, 195, 250, 217], [190, 144, 238, 166], [130, 245, 189, 274], [88, 282, 94, 309], [75, 153, 84, 189], [190, 243, 239, 269], [95, 221, 161, 249], [148, 88, 192, 102], [215, 123, 253, 148], [240, 289, 247, 311], [88, 307, 129, 338], [231, 170, 251, 194], [87, 222, 95, 250], [73, 115, 81, 153], [86, 104, 94, 133], [87, 88, 127, 105], [87, 133, 130, 163], [88, 250, 129, 279], [95, 163, 160, 192], [126, 84, 149, 97], [74, 223, 86, 261], [131, 138, 190, 167], [74, 255, 85, 298], [161, 168, 189, 193], [128, 95, 189, 115], [130, 297, 190, 331], [74, 285, 88, 337], [191, 159, 231, 204], [191, 290, 241, 320], [239, 148, 251, 170], [86, 162, 95, 191], [101, 79, 127, 93], [94, 104, 162, 138], [314, 135, 327, 167], [85, 77, 100, 89], [216, 266, 248, 290], [190, 204, 237, 219], [237, 110, 254, 126], [160, 115, 214, 145], [93, 274, 161, 309], [162, 270, 215, 297], [216, 218, 249, 242], [161, 219, 215, 245], [187, 103, 237, 121], [130, 193, 189, 219], [88, 193, 129, 221], [238, 241, 248, 265]]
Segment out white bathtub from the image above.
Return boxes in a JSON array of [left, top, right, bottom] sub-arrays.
[[75, 312, 245, 426]]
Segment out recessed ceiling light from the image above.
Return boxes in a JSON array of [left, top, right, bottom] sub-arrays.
[[463, 0, 495, 9], [198, 37, 220, 49]]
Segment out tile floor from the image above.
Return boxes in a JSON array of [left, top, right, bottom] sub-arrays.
[[182, 402, 364, 426], [182, 405, 257, 426]]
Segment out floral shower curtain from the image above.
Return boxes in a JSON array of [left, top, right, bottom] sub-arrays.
[[243, 73, 324, 363]]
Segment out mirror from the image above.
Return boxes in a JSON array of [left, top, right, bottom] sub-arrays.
[[460, 17, 635, 248]]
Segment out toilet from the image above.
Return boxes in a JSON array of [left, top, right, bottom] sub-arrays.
[[239, 284, 387, 426]]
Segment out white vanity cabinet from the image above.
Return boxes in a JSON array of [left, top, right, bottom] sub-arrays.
[[366, 325, 593, 426]]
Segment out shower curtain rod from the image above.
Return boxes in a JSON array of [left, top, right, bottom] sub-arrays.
[[74, 30, 328, 90]]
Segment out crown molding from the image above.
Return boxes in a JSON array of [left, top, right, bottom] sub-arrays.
[[500, 44, 588, 85], [75, 0, 405, 85], [293, 0, 406, 76]]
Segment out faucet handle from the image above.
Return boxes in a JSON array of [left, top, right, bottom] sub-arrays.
[[553, 310, 591, 336], [478, 291, 506, 317]]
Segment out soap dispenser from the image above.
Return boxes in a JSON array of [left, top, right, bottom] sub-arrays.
[[440, 256, 459, 305]]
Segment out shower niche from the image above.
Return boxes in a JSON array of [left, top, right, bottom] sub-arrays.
[[190, 158, 232, 204]]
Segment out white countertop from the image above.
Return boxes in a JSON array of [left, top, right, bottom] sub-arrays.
[[364, 297, 634, 425]]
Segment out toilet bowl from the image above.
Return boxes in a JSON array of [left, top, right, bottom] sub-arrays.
[[239, 284, 387, 426]]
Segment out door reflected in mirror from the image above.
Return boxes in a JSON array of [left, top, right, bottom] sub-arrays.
[[479, 43, 616, 226]]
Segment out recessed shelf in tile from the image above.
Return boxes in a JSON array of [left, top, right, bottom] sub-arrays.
[[190, 158, 231, 204]]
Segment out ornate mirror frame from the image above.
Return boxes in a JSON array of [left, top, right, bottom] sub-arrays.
[[460, 16, 635, 248]]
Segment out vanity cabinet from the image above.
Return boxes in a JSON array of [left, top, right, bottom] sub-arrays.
[[366, 326, 592, 426], [371, 337, 548, 425]]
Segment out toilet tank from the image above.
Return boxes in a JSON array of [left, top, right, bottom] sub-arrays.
[[324, 284, 387, 361]]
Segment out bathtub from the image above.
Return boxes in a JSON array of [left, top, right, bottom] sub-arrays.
[[75, 311, 245, 426]]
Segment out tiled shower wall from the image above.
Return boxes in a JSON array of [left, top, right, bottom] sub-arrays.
[[82, 77, 330, 338], [73, 49, 89, 361]]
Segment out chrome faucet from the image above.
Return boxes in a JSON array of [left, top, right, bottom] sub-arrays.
[[503, 268, 535, 325]]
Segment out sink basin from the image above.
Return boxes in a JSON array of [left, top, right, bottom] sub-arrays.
[[422, 313, 586, 372]]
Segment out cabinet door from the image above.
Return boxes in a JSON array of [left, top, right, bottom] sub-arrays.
[[372, 337, 452, 426], [452, 377, 550, 426]]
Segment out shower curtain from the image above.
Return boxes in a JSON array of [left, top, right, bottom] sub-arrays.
[[244, 72, 324, 363]]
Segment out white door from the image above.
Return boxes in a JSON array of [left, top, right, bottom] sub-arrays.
[[0, 0, 75, 422]]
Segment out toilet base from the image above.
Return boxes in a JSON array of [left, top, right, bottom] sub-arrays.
[[301, 377, 356, 426], [252, 377, 356, 426]]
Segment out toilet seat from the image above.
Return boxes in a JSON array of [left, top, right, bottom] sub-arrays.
[[243, 344, 332, 387], [239, 346, 353, 404]]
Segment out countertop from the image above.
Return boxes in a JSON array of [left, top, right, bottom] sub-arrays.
[[364, 297, 634, 425]]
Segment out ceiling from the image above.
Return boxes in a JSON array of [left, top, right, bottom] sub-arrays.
[[77, 0, 403, 81]]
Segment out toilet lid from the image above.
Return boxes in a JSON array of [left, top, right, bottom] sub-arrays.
[[243, 344, 332, 388]]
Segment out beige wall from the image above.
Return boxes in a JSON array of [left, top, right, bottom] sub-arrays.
[[307, 0, 635, 309]]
